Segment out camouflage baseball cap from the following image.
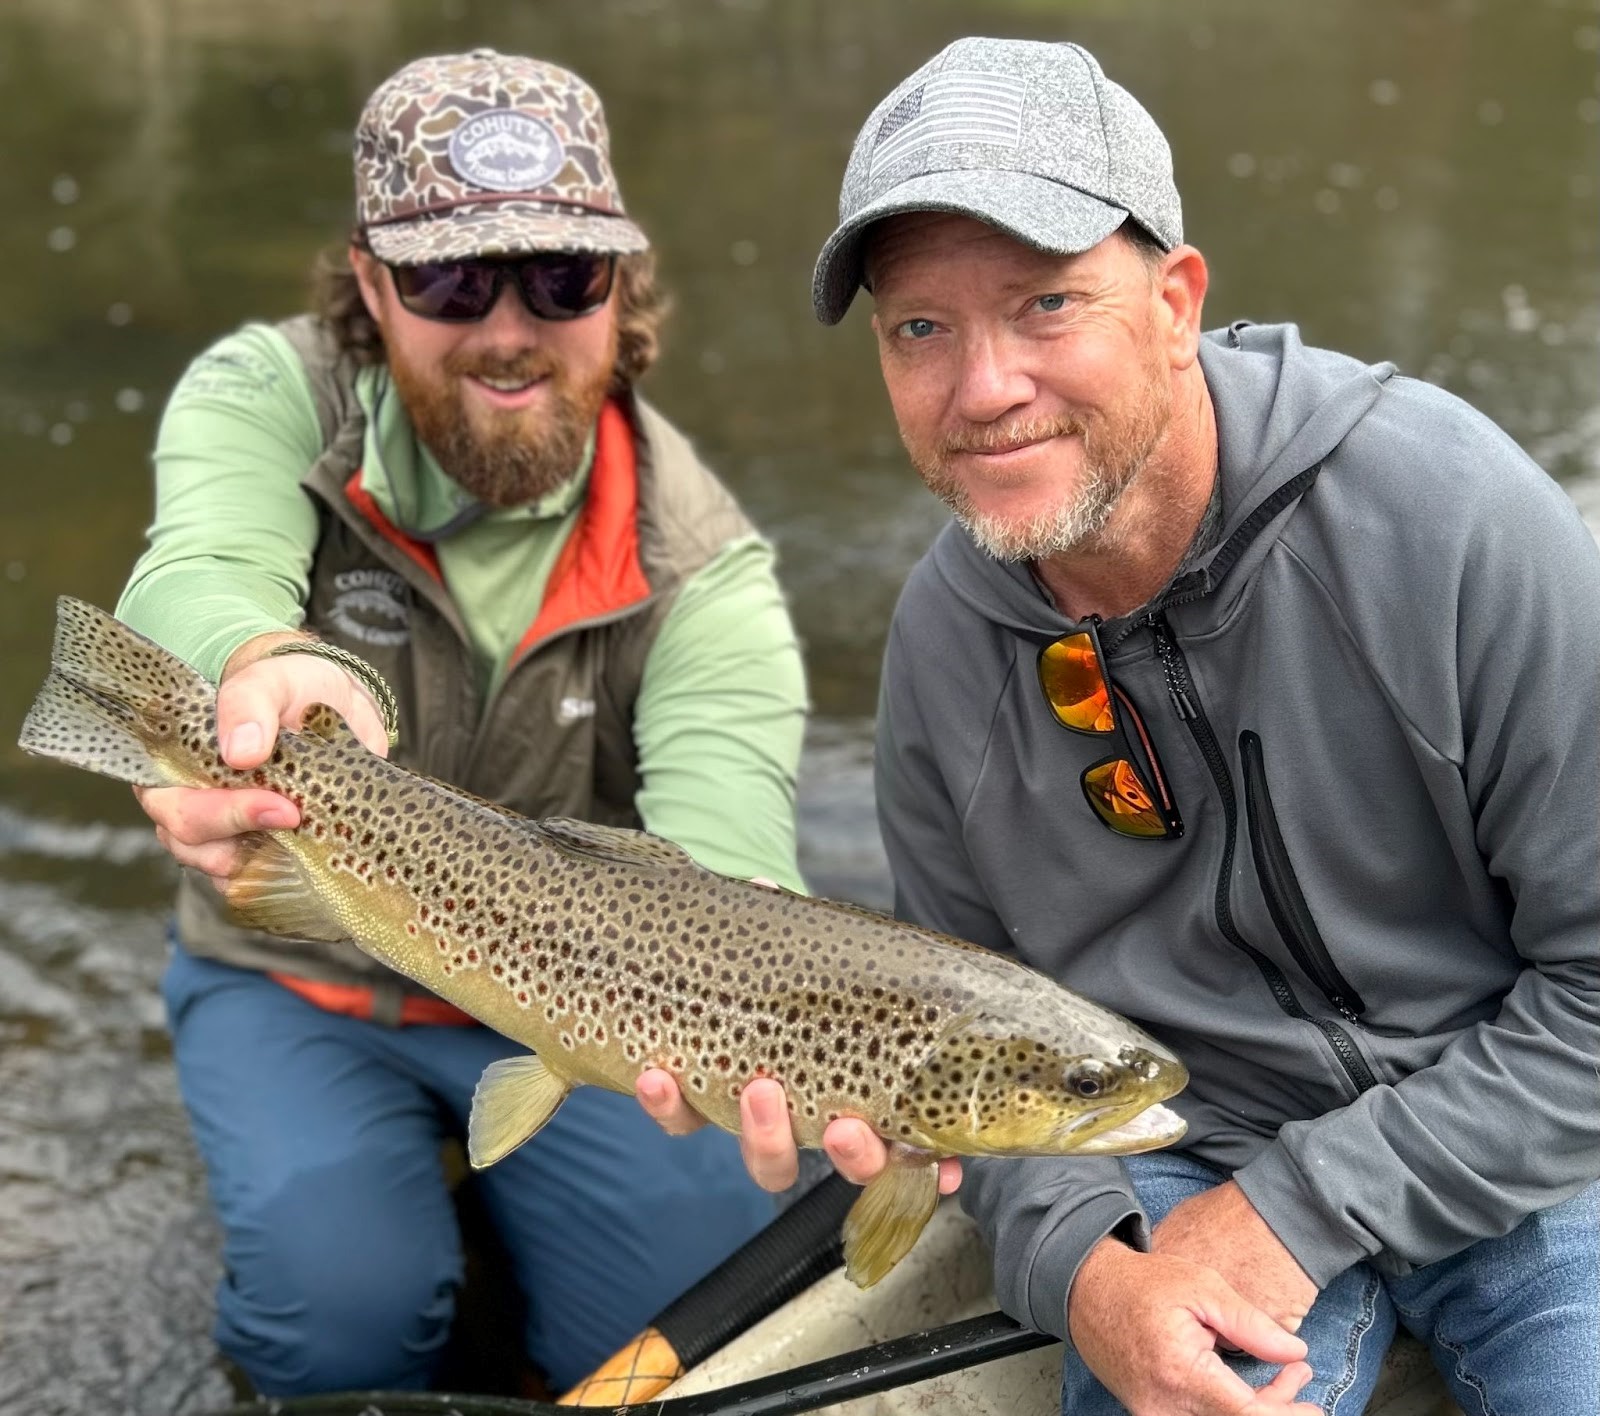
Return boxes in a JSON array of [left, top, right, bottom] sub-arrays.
[[355, 49, 649, 265]]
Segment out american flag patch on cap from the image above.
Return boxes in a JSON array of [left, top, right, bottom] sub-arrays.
[[869, 71, 1026, 179]]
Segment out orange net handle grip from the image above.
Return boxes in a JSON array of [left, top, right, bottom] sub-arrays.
[[557, 1326, 686, 1406]]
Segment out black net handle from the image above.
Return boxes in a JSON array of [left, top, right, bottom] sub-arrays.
[[658, 1171, 855, 1367]]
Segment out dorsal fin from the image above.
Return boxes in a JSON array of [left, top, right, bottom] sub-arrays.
[[535, 817, 696, 871], [407, 769, 531, 823]]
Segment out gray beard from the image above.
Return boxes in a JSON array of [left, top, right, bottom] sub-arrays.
[[951, 462, 1129, 562]]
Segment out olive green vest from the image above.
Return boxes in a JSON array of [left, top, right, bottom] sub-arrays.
[[175, 315, 754, 1018]]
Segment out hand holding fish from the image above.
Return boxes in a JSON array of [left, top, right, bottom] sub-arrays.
[[637, 1071, 965, 1196], [133, 632, 393, 886], [1067, 1239, 1321, 1415], [1151, 1180, 1317, 1334]]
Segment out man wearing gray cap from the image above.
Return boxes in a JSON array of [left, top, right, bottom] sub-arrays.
[[653, 33, 1600, 1416], [117, 50, 801, 1398]]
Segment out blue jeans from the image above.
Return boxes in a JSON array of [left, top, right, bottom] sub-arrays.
[[163, 946, 775, 1396], [1061, 1152, 1599, 1415]]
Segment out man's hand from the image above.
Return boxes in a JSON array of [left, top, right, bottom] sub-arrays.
[[635, 1072, 963, 1194], [133, 633, 392, 888], [1152, 1180, 1317, 1334], [1068, 1238, 1321, 1415]]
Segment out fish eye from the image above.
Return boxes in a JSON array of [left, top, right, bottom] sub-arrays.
[[1067, 1060, 1111, 1098]]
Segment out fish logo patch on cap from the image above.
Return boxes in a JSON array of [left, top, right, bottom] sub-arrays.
[[448, 108, 566, 193], [354, 50, 650, 264]]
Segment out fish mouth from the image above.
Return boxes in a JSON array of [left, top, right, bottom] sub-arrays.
[[1062, 1100, 1187, 1155]]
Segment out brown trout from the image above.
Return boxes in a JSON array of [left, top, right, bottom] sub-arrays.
[[19, 598, 1187, 1286]]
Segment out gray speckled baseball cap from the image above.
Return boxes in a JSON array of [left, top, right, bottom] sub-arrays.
[[812, 38, 1181, 324]]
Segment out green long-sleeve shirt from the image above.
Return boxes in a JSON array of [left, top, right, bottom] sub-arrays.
[[118, 324, 808, 891]]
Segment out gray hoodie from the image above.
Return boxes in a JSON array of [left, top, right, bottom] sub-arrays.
[[875, 322, 1600, 1343]]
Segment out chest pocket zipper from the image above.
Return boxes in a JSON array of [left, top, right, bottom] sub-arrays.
[[1240, 730, 1367, 1024]]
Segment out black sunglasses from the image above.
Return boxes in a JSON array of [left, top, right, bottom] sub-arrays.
[[1036, 616, 1184, 840], [384, 252, 616, 323]]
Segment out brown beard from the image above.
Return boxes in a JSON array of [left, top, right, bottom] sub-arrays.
[[389, 340, 616, 510], [905, 349, 1173, 563]]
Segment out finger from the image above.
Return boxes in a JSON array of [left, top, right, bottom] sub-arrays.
[[1202, 1290, 1310, 1367], [154, 825, 248, 879], [1245, 1361, 1315, 1409], [821, 1117, 889, 1185], [215, 675, 290, 769], [738, 1078, 799, 1192], [143, 785, 299, 843], [635, 1069, 707, 1136], [226, 657, 392, 761], [1169, 1344, 1292, 1416], [937, 1157, 964, 1194]]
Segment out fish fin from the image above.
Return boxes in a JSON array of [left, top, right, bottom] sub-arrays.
[[841, 1146, 941, 1288], [295, 701, 362, 744], [18, 670, 169, 786], [408, 769, 530, 822], [536, 817, 695, 871], [221, 832, 349, 942], [18, 598, 209, 787], [469, 1054, 570, 1168], [41, 597, 208, 701]]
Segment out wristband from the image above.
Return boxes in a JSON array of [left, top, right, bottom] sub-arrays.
[[263, 640, 400, 747]]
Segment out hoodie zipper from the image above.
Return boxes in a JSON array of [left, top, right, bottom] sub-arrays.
[[1240, 731, 1367, 1024], [1147, 614, 1378, 1095]]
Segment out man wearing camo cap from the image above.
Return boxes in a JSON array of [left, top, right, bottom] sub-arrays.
[[644, 34, 1600, 1416], [119, 49, 803, 1397]]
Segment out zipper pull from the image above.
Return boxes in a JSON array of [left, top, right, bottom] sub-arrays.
[[1148, 615, 1196, 718]]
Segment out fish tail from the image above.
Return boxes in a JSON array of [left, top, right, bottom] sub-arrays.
[[17, 597, 211, 788]]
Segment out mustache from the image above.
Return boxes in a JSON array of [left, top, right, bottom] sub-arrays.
[[937, 414, 1084, 458], [444, 348, 564, 384]]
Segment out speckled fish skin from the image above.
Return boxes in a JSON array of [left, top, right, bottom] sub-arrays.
[[20, 599, 1189, 1286]]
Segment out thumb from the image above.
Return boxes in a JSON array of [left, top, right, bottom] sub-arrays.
[[1199, 1288, 1310, 1366], [215, 675, 289, 769]]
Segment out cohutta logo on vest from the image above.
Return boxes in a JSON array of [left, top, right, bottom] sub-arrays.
[[328, 568, 410, 647]]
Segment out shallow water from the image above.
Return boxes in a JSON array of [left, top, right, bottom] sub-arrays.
[[0, 0, 1595, 1410]]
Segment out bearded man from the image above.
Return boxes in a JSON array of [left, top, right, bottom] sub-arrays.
[[121, 50, 803, 1399], [643, 35, 1600, 1416]]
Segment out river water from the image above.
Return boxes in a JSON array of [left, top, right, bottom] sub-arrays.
[[0, 1, 1594, 1411]]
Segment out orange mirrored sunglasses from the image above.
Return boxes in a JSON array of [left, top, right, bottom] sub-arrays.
[[1036, 617, 1184, 840]]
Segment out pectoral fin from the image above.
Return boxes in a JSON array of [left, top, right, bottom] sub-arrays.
[[841, 1146, 940, 1288], [468, 1054, 570, 1169], [222, 833, 349, 942]]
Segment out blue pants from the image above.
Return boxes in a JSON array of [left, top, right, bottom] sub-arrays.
[[1061, 1152, 1600, 1414], [163, 945, 775, 1396]]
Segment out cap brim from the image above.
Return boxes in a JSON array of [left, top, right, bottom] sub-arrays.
[[811, 169, 1128, 325], [367, 200, 649, 265]]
